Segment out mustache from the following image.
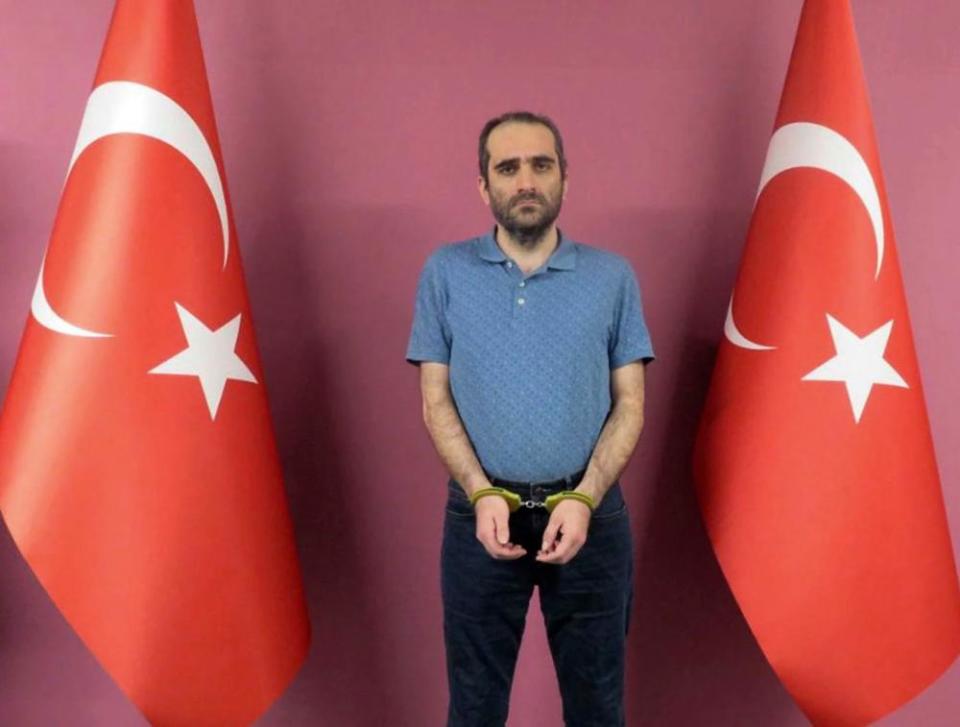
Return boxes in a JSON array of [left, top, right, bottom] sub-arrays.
[[511, 193, 547, 206]]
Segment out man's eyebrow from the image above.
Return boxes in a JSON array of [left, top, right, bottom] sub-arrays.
[[494, 155, 556, 168]]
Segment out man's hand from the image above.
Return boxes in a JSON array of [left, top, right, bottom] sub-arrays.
[[474, 496, 527, 560], [536, 499, 592, 565]]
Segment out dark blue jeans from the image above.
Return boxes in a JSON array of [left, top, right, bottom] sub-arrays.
[[441, 478, 633, 727]]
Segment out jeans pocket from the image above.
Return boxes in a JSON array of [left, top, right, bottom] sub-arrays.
[[445, 480, 475, 518], [592, 503, 627, 522], [591, 483, 627, 521]]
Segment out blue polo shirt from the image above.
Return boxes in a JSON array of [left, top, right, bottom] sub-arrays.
[[406, 229, 654, 482]]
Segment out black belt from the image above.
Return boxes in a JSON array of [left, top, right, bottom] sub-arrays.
[[486, 470, 585, 490]]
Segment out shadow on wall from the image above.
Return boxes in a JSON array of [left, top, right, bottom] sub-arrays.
[[621, 207, 804, 727], [0, 140, 34, 400], [209, 2, 406, 721], [621, 6, 809, 722], [244, 207, 398, 726], [243, 198, 445, 726]]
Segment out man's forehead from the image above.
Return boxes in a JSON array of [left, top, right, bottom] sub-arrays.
[[487, 122, 557, 161]]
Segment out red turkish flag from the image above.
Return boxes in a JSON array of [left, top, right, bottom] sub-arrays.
[[0, 2, 309, 725], [694, 1, 960, 724]]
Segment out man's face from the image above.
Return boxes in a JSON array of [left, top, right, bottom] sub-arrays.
[[479, 122, 567, 246]]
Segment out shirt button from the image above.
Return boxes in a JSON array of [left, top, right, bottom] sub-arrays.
[[518, 298, 526, 305], [519, 281, 526, 288], [506, 261, 513, 269]]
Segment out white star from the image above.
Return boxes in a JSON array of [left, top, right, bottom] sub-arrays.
[[149, 303, 257, 420], [801, 314, 908, 424]]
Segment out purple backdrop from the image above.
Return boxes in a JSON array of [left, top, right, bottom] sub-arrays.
[[1, 1, 958, 725]]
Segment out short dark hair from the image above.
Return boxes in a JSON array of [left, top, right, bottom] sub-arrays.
[[478, 111, 567, 185]]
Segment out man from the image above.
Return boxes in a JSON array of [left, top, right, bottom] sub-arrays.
[[406, 111, 653, 727]]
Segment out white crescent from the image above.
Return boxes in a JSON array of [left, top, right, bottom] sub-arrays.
[[724, 293, 775, 351], [724, 121, 885, 350], [31, 81, 229, 338]]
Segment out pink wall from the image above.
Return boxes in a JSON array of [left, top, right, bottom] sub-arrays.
[[1, 1, 958, 724]]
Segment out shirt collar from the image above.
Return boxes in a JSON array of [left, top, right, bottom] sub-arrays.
[[476, 227, 577, 270], [547, 233, 577, 270], [477, 229, 507, 262]]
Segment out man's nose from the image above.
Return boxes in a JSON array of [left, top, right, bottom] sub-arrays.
[[516, 164, 536, 191]]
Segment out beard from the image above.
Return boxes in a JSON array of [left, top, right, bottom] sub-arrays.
[[489, 188, 563, 247]]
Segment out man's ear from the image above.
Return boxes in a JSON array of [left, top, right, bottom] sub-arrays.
[[477, 175, 491, 206]]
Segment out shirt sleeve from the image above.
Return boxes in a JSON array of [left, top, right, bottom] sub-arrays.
[[406, 252, 452, 365], [609, 263, 655, 368]]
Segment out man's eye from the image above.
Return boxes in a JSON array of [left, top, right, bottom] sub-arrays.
[[499, 166, 517, 175]]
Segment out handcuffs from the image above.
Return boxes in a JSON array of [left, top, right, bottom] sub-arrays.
[[468, 486, 595, 514]]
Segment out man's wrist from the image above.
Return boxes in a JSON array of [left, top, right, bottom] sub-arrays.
[[574, 474, 606, 503], [471, 487, 522, 512], [461, 472, 491, 497], [545, 490, 595, 514]]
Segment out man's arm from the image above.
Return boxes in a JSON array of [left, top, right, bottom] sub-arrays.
[[537, 361, 646, 564], [419, 362, 526, 560], [577, 361, 646, 503]]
